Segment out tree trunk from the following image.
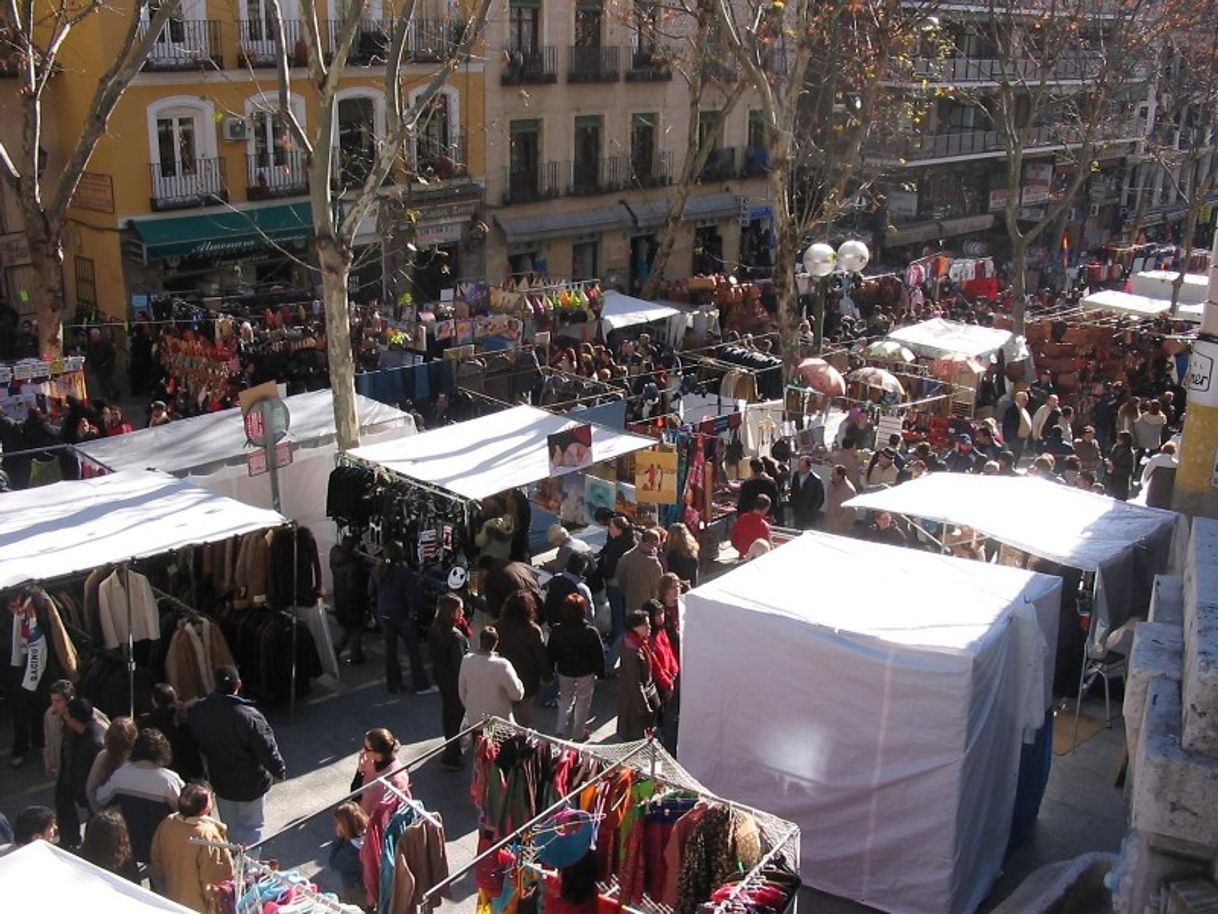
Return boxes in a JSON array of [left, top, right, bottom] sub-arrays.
[[1009, 234, 1029, 334], [1171, 202, 1200, 314], [317, 236, 360, 449], [25, 219, 66, 357], [767, 146, 801, 384]]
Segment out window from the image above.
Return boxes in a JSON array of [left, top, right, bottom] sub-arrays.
[[631, 113, 657, 182], [508, 0, 539, 52], [633, 0, 656, 55], [337, 95, 379, 184], [509, 119, 542, 201], [698, 110, 722, 152], [146, 96, 219, 205], [572, 241, 597, 281], [746, 110, 769, 176], [572, 115, 602, 193], [157, 111, 198, 179], [574, 0, 601, 47], [74, 257, 96, 309], [947, 105, 983, 130], [409, 85, 460, 174]]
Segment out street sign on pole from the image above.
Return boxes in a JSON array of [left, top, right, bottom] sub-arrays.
[[247, 441, 293, 477], [245, 397, 290, 447]]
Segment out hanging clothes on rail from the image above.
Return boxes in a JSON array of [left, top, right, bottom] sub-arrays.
[[97, 568, 160, 649]]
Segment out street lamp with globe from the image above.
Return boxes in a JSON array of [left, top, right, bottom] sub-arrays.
[[796, 239, 870, 354]]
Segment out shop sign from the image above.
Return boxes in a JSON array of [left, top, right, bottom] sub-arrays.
[[989, 188, 1011, 212], [635, 449, 678, 504], [1021, 163, 1053, 205], [415, 222, 464, 247], [887, 190, 918, 219], [939, 214, 994, 236], [243, 394, 291, 447], [1018, 205, 1047, 222], [1187, 338, 1218, 409], [73, 172, 115, 214], [248, 441, 293, 477], [749, 205, 773, 221]]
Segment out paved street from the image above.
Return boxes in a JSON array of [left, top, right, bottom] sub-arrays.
[[0, 619, 1129, 913]]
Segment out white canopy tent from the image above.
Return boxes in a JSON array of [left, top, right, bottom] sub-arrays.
[[1080, 288, 1203, 323], [1130, 269, 1209, 305], [76, 390, 415, 591], [0, 840, 196, 914], [884, 317, 1028, 362], [0, 469, 288, 590], [679, 532, 1062, 914], [348, 404, 656, 501], [844, 474, 1185, 627], [599, 290, 682, 336]]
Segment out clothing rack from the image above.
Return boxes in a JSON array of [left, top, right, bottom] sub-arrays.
[[382, 781, 443, 829], [705, 823, 801, 914], [335, 451, 475, 515], [190, 836, 350, 914]]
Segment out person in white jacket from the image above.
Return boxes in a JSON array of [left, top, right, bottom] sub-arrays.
[[458, 627, 524, 725]]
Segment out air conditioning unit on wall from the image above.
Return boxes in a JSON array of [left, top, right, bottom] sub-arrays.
[[222, 117, 249, 142]]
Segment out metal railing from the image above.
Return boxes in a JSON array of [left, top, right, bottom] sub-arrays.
[[908, 54, 1108, 83], [408, 18, 464, 61], [701, 57, 737, 84], [869, 120, 1141, 162], [247, 151, 309, 199], [140, 20, 223, 70], [626, 45, 671, 81], [568, 157, 615, 195], [149, 157, 227, 210], [332, 145, 379, 189], [503, 161, 560, 204], [623, 150, 673, 188], [501, 45, 557, 85], [568, 45, 620, 82], [700, 146, 738, 181], [742, 145, 769, 177], [238, 19, 302, 67]]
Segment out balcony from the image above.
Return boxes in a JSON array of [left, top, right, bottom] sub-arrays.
[[568, 157, 618, 196], [742, 145, 769, 177], [626, 46, 670, 81], [139, 21, 223, 70], [414, 130, 469, 181], [700, 147, 738, 181], [238, 19, 302, 68], [700, 58, 737, 85], [408, 19, 464, 61], [149, 157, 227, 211], [623, 151, 673, 188], [501, 46, 557, 85], [247, 151, 309, 200], [331, 145, 384, 190], [503, 162, 560, 205], [905, 54, 1107, 85], [868, 121, 1141, 164], [568, 46, 620, 83]]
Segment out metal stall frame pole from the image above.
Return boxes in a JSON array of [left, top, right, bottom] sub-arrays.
[[124, 561, 135, 717], [242, 720, 486, 854], [290, 522, 299, 724], [416, 738, 654, 914]]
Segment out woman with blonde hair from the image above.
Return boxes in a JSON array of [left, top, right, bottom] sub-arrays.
[[664, 523, 700, 586]]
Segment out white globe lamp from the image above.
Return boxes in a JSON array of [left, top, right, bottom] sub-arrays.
[[802, 242, 836, 278], [837, 239, 871, 274]]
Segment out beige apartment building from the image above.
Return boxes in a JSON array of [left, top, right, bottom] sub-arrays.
[[479, 0, 772, 290]]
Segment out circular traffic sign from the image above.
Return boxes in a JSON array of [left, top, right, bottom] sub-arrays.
[[245, 397, 291, 447]]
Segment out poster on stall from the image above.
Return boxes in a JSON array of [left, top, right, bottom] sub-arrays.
[[548, 424, 593, 475], [584, 475, 615, 524], [614, 481, 639, 521], [635, 449, 678, 504]]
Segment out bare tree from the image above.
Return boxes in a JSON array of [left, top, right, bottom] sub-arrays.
[[713, 0, 938, 378], [266, 0, 492, 448], [0, 0, 184, 355], [966, 0, 1162, 331]]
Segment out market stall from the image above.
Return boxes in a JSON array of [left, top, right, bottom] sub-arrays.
[[843, 473, 1185, 630], [1080, 288, 1203, 323], [884, 317, 1027, 362], [598, 289, 683, 342], [1130, 269, 1209, 305], [0, 470, 321, 714], [0, 355, 88, 420], [75, 389, 415, 593], [0, 840, 196, 914], [679, 531, 1063, 914]]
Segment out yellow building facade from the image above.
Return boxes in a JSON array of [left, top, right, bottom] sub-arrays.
[[43, 3, 485, 318]]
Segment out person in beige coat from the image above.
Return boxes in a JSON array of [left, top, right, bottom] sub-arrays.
[[615, 529, 664, 614], [150, 781, 234, 913], [457, 628, 524, 725], [824, 465, 857, 536]]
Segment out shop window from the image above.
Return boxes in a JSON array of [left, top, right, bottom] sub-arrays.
[[572, 240, 598, 281], [74, 257, 96, 310]]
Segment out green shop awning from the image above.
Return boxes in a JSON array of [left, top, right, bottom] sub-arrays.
[[126, 202, 314, 263]]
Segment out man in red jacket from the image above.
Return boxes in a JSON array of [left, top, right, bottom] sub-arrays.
[[731, 494, 774, 557]]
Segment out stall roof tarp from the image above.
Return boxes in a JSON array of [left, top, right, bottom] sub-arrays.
[[885, 317, 1025, 361], [679, 532, 1062, 914], [1081, 288, 1203, 323], [599, 290, 682, 334], [76, 390, 412, 476], [844, 473, 1179, 573], [348, 405, 657, 501], [0, 841, 196, 913], [1131, 269, 1210, 305], [0, 470, 287, 589]]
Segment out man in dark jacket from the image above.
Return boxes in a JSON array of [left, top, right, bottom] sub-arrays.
[[63, 698, 104, 848], [187, 666, 286, 846], [138, 683, 205, 781], [478, 556, 542, 622], [736, 459, 780, 514], [329, 536, 369, 665], [788, 456, 825, 529], [546, 594, 605, 741]]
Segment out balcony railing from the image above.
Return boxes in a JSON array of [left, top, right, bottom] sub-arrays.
[[503, 161, 561, 205], [408, 19, 464, 61], [568, 45, 620, 83], [238, 19, 302, 68], [908, 54, 1107, 84], [414, 130, 469, 180], [701, 57, 737, 84], [623, 150, 673, 188], [869, 121, 1141, 163], [331, 145, 387, 190], [140, 20, 223, 70], [700, 147, 738, 181], [568, 157, 616, 195], [323, 18, 464, 63], [502, 45, 557, 84], [150, 157, 227, 210], [742, 145, 769, 177], [626, 46, 671, 81], [247, 151, 309, 199]]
